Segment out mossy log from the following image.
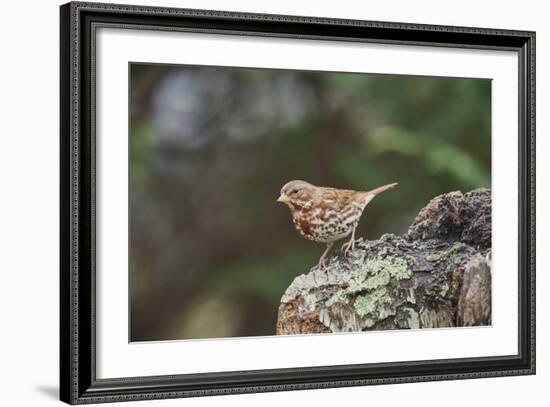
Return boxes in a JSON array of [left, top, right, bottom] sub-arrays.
[[276, 188, 492, 335]]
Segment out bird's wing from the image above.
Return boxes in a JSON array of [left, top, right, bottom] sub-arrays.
[[317, 187, 358, 211]]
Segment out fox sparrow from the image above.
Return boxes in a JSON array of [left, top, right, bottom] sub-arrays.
[[277, 180, 398, 268]]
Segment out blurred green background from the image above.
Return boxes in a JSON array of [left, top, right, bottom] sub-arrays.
[[129, 63, 491, 341]]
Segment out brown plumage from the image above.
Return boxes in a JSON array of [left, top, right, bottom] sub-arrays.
[[277, 180, 398, 268]]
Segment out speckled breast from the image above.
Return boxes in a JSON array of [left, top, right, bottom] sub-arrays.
[[291, 204, 361, 243]]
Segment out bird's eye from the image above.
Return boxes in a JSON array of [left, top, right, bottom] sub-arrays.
[[291, 188, 300, 195]]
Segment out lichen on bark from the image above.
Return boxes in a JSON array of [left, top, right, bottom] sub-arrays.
[[276, 188, 492, 335]]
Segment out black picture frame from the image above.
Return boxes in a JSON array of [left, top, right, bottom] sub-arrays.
[[60, 1, 536, 404]]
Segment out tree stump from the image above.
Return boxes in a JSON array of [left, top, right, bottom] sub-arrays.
[[276, 188, 492, 335]]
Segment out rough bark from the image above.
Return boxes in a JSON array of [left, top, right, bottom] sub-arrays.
[[276, 188, 492, 335]]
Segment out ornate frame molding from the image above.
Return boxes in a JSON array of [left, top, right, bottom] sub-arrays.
[[60, 2, 535, 404]]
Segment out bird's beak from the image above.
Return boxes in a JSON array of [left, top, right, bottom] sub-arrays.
[[277, 193, 290, 204]]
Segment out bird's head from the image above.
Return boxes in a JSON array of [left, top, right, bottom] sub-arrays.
[[277, 180, 315, 208]]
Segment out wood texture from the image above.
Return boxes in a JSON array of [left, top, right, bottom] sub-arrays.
[[277, 189, 492, 334]]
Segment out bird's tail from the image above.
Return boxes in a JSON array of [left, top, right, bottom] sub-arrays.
[[365, 182, 398, 196], [356, 182, 397, 207]]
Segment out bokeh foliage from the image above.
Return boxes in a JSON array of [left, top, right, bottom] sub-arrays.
[[130, 63, 490, 341]]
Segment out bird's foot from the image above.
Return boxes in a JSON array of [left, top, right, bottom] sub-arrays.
[[341, 239, 355, 256], [316, 256, 328, 269]]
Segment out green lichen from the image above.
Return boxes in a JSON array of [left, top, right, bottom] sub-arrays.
[[354, 262, 369, 282], [426, 252, 445, 262], [450, 241, 467, 255], [342, 254, 412, 299], [425, 282, 450, 300], [367, 255, 412, 280], [323, 256, 340, 272], [389, 258, 413, 280], [354, 287, 389, 318], [346, 272, 369, 294], [364, 269, 391, 290], [327, 254, 411, 319], [326, 289, 348, 307]]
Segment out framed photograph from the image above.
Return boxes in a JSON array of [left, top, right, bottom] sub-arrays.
[[60, 1, 535, 404]]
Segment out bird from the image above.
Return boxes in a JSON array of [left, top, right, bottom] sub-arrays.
[[277, 180, 398, 268]]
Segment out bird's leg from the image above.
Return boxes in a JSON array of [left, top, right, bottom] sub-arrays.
[[341, 227, 357, 256], [317, 242, 333, 269]]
